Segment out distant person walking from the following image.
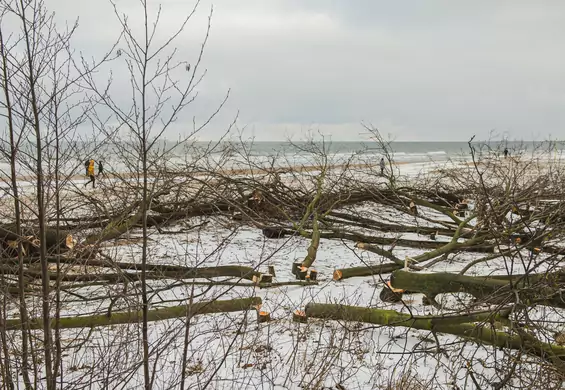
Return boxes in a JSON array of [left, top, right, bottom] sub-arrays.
[[84, 159, 96, 188], [98, 161, 104, 177], [379, 157, 385, 175], [503, 148, 509, 158]]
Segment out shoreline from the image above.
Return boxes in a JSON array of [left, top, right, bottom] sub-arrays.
[[2, 154, 560, 186], [1, 161, 415, 184]]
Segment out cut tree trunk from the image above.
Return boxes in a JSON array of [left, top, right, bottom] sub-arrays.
[[0, 258, 262, 282], [85, 210, 143, 244], [391, 270, 511, 300], [319, 231, 495, 254], [2, 297, 262, 330], [390, 270, 565, 309], [0, 225, 72, 254], [304, 302, 565, 363], [333, 263, 402, 281]]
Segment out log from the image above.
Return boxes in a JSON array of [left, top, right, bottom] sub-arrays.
[[5, 269, 263, 285], [0, 225, 72, 255], [268, 265, 276, 277], [304, 303, 565, 361], [62, 280, 318, 291], [379, 280, 407, 303], [89, 259, 262, 281], [259, 273, 273, 283], [296, 267, 308, 280], [390, 270, 509, 300], [2, 297, 262, 330], [390, 270, 565, 308], [326, 211, 463, 238], [145, 202, 232, 227], [380, 285, 403, 303], [123, 264, 261, 281], [320, 231, 496, 254], [2, 260, 262, 284], [0, 256, 261, 281], [333, 263, 402, 281], [257, 311, 271, 324], [85, 210, 143, 244]]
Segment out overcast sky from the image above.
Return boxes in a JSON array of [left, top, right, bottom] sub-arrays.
[[50, 0, 565, 142]]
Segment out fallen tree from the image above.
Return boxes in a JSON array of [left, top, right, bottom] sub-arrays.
[[0, 256, 262, 281], [2, 297, 262, 330], [304, 302, 565, 365], [333, 263, 402, 281], [390, 269, 565, 309]]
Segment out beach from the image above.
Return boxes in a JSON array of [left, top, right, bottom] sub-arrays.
[[1, 144, 565, 389]]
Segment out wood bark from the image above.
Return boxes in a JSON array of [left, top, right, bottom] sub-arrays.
[[390, 270, 565, 309], [85, 210, 144, 244], [2, 297, 262, 330], [0, 260, 261, 282], [333, 263, 402, 280], [304, 302, 565, 363], [301, 215, 320, 268]]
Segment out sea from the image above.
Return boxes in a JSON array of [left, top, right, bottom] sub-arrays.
[[1, 140, 564, 180], [182, 140, 565, 170]]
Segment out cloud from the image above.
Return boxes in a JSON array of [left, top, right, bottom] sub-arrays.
[[44, 0, 565, 141]]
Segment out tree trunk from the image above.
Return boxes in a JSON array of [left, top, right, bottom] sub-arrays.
[[2, 297, 262, 331], [85, 210, 144, 245], [304, 302, 565, 364], [301, 215, 320, 268], [390, 270, 565, 309], [0, 256, 262, 281], [333, 263, 402, 280], [391, 270, 511, 299], [319, 230, 496, 254]]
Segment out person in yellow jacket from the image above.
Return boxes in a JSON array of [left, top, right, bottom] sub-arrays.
[[84, 159, 96, 188]]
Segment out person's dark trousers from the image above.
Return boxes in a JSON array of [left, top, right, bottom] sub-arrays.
[[85, 175, 95, 188]]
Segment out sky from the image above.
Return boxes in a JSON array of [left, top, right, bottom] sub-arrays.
[[46, 0, 565, 142]]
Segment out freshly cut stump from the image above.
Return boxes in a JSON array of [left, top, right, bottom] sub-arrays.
[[307, 269, 318, 281], [260, 273, 273, 283], [296, 267, 308, 280], [257, 311, 271, 324], [333, 270, 343, 280], [380, 281, 404, 303], [293, 310, 308, 323], [268, 265, 276, 277]]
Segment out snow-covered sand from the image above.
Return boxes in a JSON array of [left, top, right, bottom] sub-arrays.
[[3, 155, 564, 389]]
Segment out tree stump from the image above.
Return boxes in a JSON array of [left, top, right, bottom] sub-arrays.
[[262, 228, 286, 239], [291, 261, 302, 275], [380, 281, 404, 303], [293, 310, 307, 323], [296, 267, 308, 280], [307, 269, 318, 281], [257, 311, 271, 324], [268, 265, 276, 277]]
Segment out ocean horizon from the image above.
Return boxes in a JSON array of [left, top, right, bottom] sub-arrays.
[[1, 139, 563, 180]]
